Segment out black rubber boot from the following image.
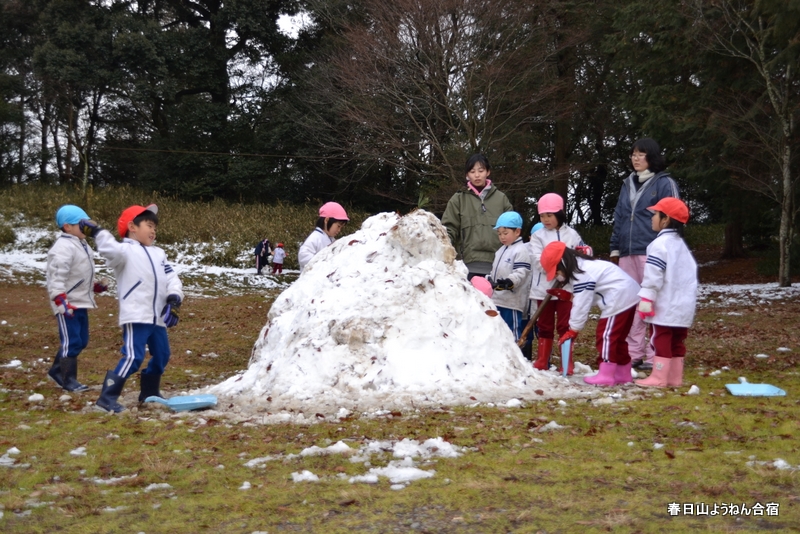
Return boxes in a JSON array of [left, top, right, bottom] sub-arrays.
[[95, 371, 127, 413], [138, 372, 163, 403], [59, 357, 89, 392], [48, 357, 64, 387]]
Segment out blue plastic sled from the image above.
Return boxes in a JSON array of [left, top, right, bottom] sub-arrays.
[[144, 394, 218, 411], [725, 384, 786, 397]]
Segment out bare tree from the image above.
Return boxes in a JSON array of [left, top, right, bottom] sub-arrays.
[[688, 0, 799, 286], [303, 0, 573, 211]]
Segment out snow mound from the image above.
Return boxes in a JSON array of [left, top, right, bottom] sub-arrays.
[[207, 210, 583, 417]]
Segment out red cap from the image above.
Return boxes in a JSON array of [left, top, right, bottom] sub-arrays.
[[648, 197, 689, 224], [118, 204, 158, 237], [541, 241, 567, 281], [277, 243, 284, 248]]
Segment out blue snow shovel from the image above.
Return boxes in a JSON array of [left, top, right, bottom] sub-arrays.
[[144, 394, 218, 411], [724, 384, 786, 397], [560, 339, 572, 377]]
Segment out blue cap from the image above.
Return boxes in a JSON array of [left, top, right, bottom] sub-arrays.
[[530, 222, 545, 235], [56, 205, 90, 228], [494, 211, 523, 230]]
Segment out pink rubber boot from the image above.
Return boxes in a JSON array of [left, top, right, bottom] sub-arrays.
[[614, 360, 633, 385], [584, 362, 618, 386], [634, 356, 671, 387], [667, 357, 684, 387]]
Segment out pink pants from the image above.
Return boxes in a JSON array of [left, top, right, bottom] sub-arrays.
[[619, 255, 654, 363], [595, 306, 636, 365]]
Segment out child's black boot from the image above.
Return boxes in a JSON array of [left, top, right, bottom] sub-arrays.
[[59, 357, 89, 392], [95, 371, 127, 413], [139, 372, 163, 403], [47, 357, 64, 387]]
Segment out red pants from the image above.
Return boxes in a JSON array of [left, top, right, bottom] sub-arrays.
[[595, 306, 636, 365], [649, 324, 688, 359], [272, 263, 283, 274], [535, 299, 572, 340]]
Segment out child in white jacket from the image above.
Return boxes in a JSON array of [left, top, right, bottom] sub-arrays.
[[45, 205, 107, 392], [80, 204, 184, 413], [528, 193, 592, 374], [489, 211, 532, 340], [540, 241, 640, 386], [635, 198, 697, 388], [298, 202, 349, 271]]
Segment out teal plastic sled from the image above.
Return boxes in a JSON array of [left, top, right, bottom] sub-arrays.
[[725, 384, 786, 397], [144, 394, 218, 411]]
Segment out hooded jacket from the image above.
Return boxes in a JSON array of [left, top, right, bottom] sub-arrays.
[[610, 171, 680, 257], [441, 183, 513, 269]]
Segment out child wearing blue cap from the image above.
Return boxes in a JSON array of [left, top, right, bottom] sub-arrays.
[[45, 205, 108, 392], [488, 211, 532, 339]]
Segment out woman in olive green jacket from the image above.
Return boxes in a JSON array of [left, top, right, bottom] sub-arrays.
[[441, 154, 513, 279]]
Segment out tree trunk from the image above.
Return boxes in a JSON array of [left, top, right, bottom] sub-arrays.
[[553, 120, 570, 205], [722, 222, 744, 258], [778, 142, 792, 287]]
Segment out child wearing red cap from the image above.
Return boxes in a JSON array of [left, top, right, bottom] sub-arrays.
[[634, 198, 697, 388], [298, 202, 349, 271], [272, 243, 286, 274], [528, 193, 593, 374], [79, 204, 184, 413], [540, 241, 640, 386]]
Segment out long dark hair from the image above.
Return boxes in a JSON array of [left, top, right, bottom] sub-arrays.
[[558, 247, 594, 283]]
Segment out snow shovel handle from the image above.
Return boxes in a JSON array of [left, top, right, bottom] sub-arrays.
[[516, 279, 566, 348]]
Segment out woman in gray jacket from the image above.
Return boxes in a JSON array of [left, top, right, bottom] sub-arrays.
[[609, 138, 680, 370]]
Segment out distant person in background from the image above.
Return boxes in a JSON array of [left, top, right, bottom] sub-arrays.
[[442, 154, 513, 280], [272, 243, 286, 274], [298, 202, 349, 271], [609, 138, 680, 371], [254, 238, 273, 275]]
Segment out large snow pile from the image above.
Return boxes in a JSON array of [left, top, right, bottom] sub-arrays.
[[207, 210, 587, 418]]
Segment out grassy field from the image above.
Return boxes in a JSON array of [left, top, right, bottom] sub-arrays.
[[1, 188, 799, 532]]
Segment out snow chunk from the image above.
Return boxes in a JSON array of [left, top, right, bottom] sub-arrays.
[[2, 360, 22, 368], [144, 483, 172, 492], [28, 393, 44, 402], [687, 385, 700, 395], [299, 440, 353, 457], [291, 470, 319, 482]]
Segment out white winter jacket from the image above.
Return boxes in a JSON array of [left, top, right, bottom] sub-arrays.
[[638, 229, 698, 327], [298, 228, 334, 271], [569, 258, 641, 332], [95, 230, 183, 327], [490, 237, 532, 312], [46, 233, 98, 314], [528, 225, 589, 301], [272, 247, 286, 264]]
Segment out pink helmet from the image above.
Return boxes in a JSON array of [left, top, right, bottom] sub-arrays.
[[319, 202, 349, 221], [537, 193, 564, 214], [470, 276, 493, 298]]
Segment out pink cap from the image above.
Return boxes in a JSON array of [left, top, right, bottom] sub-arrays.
[[537, 193, 564, 214], [319, 202, 349, 221], [470, 276, 493, 298]]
